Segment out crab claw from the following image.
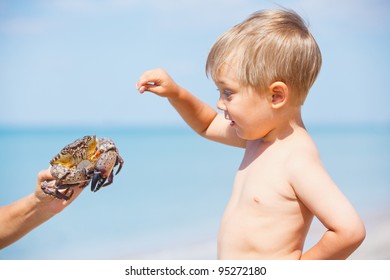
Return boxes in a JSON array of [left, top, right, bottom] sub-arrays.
[[91, 170, 116, 192], [91, 171, 107, 192]]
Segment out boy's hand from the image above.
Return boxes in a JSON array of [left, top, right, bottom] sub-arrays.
[[136, 68, 181, 99]]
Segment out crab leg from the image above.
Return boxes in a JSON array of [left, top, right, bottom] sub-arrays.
[[41, 181, 74, 200], [115, 155, 124, 175]]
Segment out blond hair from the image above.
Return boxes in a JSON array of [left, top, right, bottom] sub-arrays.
[[206, 9, 322, 105]]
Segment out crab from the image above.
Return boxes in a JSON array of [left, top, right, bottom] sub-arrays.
[[41, 135, 124, 200]]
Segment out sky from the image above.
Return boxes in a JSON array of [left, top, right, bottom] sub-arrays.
[[0, 0, 389, 127]]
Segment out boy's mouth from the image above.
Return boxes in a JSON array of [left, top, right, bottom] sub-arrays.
[[224, 112, 235, 126]]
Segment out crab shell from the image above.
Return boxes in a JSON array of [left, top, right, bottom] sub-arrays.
[[50, 135, 98, 168]]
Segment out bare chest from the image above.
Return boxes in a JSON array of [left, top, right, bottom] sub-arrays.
[[229, 144, 297, 213]]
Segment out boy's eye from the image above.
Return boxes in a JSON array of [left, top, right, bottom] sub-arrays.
[[217, 88, 234, 99], [223, 90, 233, 98]]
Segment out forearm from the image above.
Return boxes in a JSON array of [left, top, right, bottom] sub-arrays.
[[0, 194, 55, 249], [301, 228, 364, 260], [168, 86, 218, 135]]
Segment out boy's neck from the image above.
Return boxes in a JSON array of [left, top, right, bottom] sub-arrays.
[[261, 107, 305, 144]]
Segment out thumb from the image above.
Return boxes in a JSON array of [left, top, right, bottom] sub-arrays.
[[136, 81, 159, 94], [37, 168, 54, 183]]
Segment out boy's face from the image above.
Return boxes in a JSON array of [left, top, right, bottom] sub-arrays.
[[215, 65, 275, 140]]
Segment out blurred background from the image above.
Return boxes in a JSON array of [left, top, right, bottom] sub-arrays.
[[0, 0, 389, 259]]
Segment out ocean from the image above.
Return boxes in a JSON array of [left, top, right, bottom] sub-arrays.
[[0, 124, 389, 259]]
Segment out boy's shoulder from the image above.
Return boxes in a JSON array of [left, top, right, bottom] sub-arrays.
[[281, 130, 324, 195], [285, 129, 321, 169]]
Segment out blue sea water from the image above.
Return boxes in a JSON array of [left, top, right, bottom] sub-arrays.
[[0, 124, 389, 259]]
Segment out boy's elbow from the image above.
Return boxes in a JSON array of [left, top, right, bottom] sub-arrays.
[[352, 221, 366, 246], [343, 219, 366, 249]]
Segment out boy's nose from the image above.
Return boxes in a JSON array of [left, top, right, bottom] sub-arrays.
[[216, 97, 227, 111]]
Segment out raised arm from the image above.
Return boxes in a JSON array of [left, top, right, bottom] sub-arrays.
[[136, 68, 245, 148]]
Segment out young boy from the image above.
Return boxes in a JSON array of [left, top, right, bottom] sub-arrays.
[[136, 9, 365, 259]]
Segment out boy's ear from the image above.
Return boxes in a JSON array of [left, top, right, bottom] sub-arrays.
[[269, 81, 288, 109]]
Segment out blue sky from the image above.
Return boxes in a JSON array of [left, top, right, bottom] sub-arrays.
[[0, 0, 389, 127]]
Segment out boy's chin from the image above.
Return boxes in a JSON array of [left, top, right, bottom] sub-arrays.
[[235, 128, 267, 141]]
